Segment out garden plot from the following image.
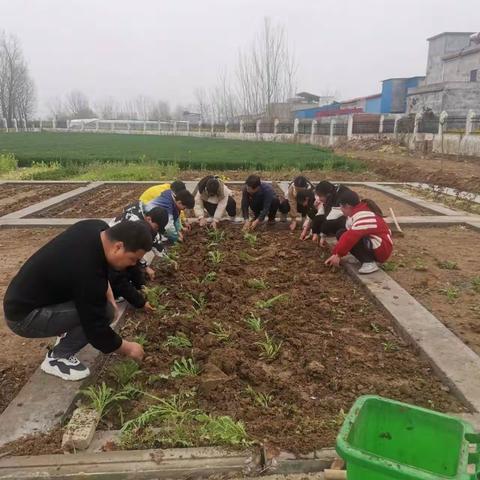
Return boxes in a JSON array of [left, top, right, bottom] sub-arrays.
[[0, 227, 64, 414], [27, 183, 155, 219], [0, 183, 79, 217], [385, 225, 480, 355], [58, 225, 465, 456], [348, 185, 431, 217]]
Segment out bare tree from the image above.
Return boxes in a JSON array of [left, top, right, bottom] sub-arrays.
[[95, 96, 117, 119], [149, 100, 171, 120], [0, 32, 36, 126], [65, 90, 95, 119]]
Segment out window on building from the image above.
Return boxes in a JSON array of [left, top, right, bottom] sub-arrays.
[[470, 69, 478, 82]]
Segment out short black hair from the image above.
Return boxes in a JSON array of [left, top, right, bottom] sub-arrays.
[[106, 221, 153, 252], [297, 189, 314, 204], [176, 189, 195, 209], [171, 180, 186, 194], [145, 207, 168, 233], [206, 178, 220, 196], [338, 190, 360, 207], [293, 176, 311, 189], [245, 175, 261, 189], [315, 181, 335, 196]]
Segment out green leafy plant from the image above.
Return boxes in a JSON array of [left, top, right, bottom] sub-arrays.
[[255, 293, 288, 309], [244, 313, 264, 332], [81, 382, 130, 417], [382, 341, 399, 353], [208, 249, 224, 265], [382, 261, 398, 272], [208, 229, 225, 244], [197, 271, 217, 284], [186, 292, 207, 314], [210, 322, 231, 342], [170, 357, 201, 378], [413, 259, 428, 272], [163, 247, 180, 269], [134, 333, 149, 347], [440, 285, 460, 302], [255, 332, 282, 360], [238, 251, 255, 262], [370, 322, 380, 333], [245, 385, 272, 408], [110, 360, 141, 386], [243, 232, 258, 247], [246, 278, 268, 290], [164, 332, 192, 349], [437, 260, 458, 270], [143, 286, 167, 309], [197, 414, 251, 446], [471, 276, 480, 293]]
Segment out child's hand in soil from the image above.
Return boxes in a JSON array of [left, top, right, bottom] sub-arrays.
[[289, 220, 297, 232], [145, 266, 155, 281], [251, 219, 261, 230], [300, 228, 309, 240], [242, 220, 252, 231], [199, 217, 208, 227], [325, 254, 341, 267], [319, 236, 328, 248], [143, 301, 156, 313], [117, 340, 144, 362]]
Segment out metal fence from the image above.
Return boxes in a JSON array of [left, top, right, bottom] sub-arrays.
[[276, 122, 293, 134], [397, 116, 415, 134], [471, 118, 480, 134], [314, 122, 331, 135], [418, 116, 439, 134], [333, 123, 348, 136], [298, 121, 312, 134], [382, 119, 396, 134], [259, 122, 274, 134], [352, 118, 380, 134], [445, 116, 467, 133], [243, 123, 256, 133]]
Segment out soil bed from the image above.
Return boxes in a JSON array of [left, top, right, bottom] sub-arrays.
[[89, 225, 463, 454], [0, 227, 63, 414], [387, 225, 480, 355], [0, 183, 78, 217], [28, 183, 156, 218]]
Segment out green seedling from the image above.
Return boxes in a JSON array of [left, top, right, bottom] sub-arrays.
[[186, 292, 207, 314], [208, 229, 225, 243], [210, 321, 231, 342], [370, 322, 380, 333], [440, 285, 460, 302], [382, 261, 398, 272], [245, 385, 272, 408], [471, 276, 480, 293], [164, 332, 192, 349], [197, 414, 251, 446], [163, 247, 180, 269], [134, 333, 149, 347], [208, 249, 224, 265], [110, 359, 140, 386], [239, 251, 255, 262], [255, 332, 282, 360], [81, 382, 130, 417], [244, 313, 264, 332], [143, 286, 167, 309], [197, 271, 217, 284], [243, 232, 258, 247], [382, 341, 399, 353], [246, 278, 268, 290], [255, 293, 288, 309], [437, 260, 458, 270], [170, 357, 201, 378], [413, 259, 428, 272]]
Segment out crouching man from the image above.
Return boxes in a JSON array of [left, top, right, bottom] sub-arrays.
[[3, 220, 153, 381]]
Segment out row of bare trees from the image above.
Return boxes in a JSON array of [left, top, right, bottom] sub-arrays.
[[0, 33, 36, 127], [194, 18, 297, 123]]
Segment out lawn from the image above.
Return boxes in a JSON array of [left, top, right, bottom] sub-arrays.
[[0, 132, 362, 175]]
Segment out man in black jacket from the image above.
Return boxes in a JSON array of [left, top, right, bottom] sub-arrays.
[[3, 220, 153, 381]]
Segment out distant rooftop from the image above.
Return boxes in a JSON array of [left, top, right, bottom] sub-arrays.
[[427, 31, 475, 41], [295, 91, 320, 102]]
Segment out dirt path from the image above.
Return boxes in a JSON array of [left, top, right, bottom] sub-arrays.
[[0, 228, 63, 414]]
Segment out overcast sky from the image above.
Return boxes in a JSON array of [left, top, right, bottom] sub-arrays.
[[2, 0, 479, 116]]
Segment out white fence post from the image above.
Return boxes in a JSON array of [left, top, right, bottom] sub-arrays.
[[198, 121, 202, 133], [256, 119, 261, 134], [413, 112, 422, 138], [173, 121, 177, 134], [186, 121, 190, 133], [13, 118, 18, 132], [240, 120, 244, 134], [95, 120, 99, 132], [466, 110, 475, 135], [293, 118, 299, 135], [225, 121, 229, 133], [393, 115, 401, 134], [274, 118, 279, 135], [438, 111, 448, 136], [111, 121, 115, 132], [127, 122, 131, 133], [210, 119, 214, 135], [329, 119, 336, 146], [379, 115, 384, 134], [347, 114, 354, 139], [52, 118, 56, 130], [39, 119, 43, 131], [311, 119, 317, 143]]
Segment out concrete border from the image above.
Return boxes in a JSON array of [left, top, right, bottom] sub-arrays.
[[343, 256, 480, 412]]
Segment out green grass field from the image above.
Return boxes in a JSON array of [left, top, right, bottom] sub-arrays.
[[0, 132, 364, 180]]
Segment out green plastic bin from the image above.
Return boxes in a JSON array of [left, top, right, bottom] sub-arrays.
[[336, 395, 480, 480]]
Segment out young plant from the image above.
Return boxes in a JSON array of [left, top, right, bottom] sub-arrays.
[[413, 259, 428, 272], [437, 260, 458, 270], [208, 249, 224, 266], [382, 341, 399, 353], [197, 271, 217, 284], [244, 313, 264, 332], [164, 332, 192, 349], [143, 286, 167, 309], [246, 278, 268, 290], [163, 247, 179, 270], [255, 332, 282, 360], [208, 229, 225, 244], [170, 357, 201, 378], [238, 251, 255, 262], [440, 285, 460, 302], [134, 333, 149, 347], [382, 261, 398, 272], [255, 293, 288, 309], [110, 359, 140, 386], [198, 414, 251, 446], [245, 385, 272, 408], [81, 382, 130, 417], [186, 292, 207, 314], [210, 321, 231, 342], [370, 322, 380, 333], [471, 276, 480, 293], [243, 232, 258, 247]]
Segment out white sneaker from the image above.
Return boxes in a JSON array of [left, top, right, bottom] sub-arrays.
[[41, 351, 90, 381], [358, 262, 379, 274]]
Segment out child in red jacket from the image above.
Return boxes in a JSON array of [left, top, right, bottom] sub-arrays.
[[325, 190, 393, 274]]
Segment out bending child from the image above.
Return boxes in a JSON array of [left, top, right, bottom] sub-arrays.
[[325, 190, 393, 274], [286, 175, 314, 232], [194, 175, 236, 229]]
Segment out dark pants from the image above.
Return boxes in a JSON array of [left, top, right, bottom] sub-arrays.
[[312, 215, 346, 235], [6, 302, 115, 358], [204, 196, 237, 218], [249, 197, 289, 221], [336, 228, 375, 263]]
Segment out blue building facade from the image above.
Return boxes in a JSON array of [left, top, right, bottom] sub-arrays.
[[380, 76, 424, 113], [365, 95, 382, 113], [293, 102, 341, 119]]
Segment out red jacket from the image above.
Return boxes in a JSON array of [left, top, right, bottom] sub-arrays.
[[333, 202, 393, 262]]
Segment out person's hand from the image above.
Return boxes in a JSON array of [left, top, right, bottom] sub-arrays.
[[325, 254, 341, 267], [178, 231, 184, 242], [242, 220, 251, 231], [211, 220, 219, 230], [199, 217, 208, 227], [300, 228, 308, 240], [289, 220, 297, 232], [143, 301, 156, 313], [145, 266, 155, 281], [251, 219, 261, 230], [183, 222, 192, 232], [117, 340, 144, 362], [319, 236, 328, 248]]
